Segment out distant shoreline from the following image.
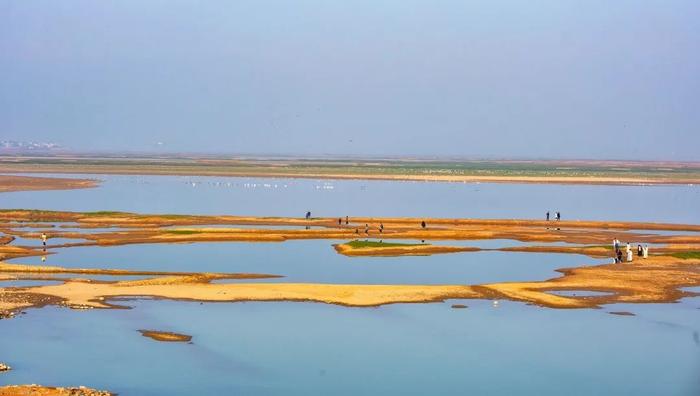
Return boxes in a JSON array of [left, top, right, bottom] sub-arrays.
[[1, 156, 699, 186], [0, 175, 98, 193]]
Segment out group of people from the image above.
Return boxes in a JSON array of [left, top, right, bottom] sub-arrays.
[[40, 232, 49, 262], [545, 211, 561, 221], [353, 222, 385, 235], [612, 238, 648, 263], [307, 211, 429, 236]]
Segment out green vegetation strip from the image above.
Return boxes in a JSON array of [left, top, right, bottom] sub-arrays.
[[670, 251, 700, 260], [165, 230, 202, 235]]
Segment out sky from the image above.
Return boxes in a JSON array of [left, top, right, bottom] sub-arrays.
[[1, 0, 699, 160]]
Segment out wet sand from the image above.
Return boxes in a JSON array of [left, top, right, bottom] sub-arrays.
[[0, 210, 698, 315], [334, 242, 479, 256], [0, 175, 97, 193], [3, 210, 700, 250], [0, 255, 697, 313], [139, 330, 192, 342], [0, 385, 112, 396]]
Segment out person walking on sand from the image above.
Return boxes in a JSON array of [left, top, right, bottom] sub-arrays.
[[41, 232, 47, 247], [643, 245, 649, 258], [637, 244, 643, 257], [421, 221, 426, 229], [627, 248, 633, 263], [305, 211, 311, 220], [338, 218, 342, 226], [626, 242, 631, 255], [364, 224, 369, 235], [556, 212, 561, 221], [345, 216, 349, 225], [379, 223, 384, 234], [613, 238, 619, 252], [617, 249, 623, 263], [546, 211, 550, 221]]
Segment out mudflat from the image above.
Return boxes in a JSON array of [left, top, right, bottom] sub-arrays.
[[0, 175, 97, 193], [0, 210, 698, 315], [139, 330, 192, 342], [0, 385, 112, 396]]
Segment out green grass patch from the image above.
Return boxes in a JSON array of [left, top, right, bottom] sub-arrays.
[[346, 240, 424, 249], [165, 230, 202, 235], [670, 251, 700, 260]]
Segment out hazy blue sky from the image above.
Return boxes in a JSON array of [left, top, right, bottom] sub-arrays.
[[1, 0, 698, 160]]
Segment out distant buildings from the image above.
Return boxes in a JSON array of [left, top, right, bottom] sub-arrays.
[[0, 140, 61, 151]]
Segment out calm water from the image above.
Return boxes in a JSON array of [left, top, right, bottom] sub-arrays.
[[1, 173, 699, 223], [10, 240, 603, 285], [1, 173, 699, 395], [0, 299, 698, 396]]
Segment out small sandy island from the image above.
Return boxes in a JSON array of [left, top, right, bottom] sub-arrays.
[[334, 240, 479, 256], [0, 385, 112, 396], [139, 329, 192, 342], [0, 175, 97, 193]]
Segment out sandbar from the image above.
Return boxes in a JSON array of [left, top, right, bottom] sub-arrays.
[[139, 329, 192, 342], [334, 241, 479, 256], [1, 210, 699, 316], [0, 175, 97, 193], [0, 385, 112, 396]]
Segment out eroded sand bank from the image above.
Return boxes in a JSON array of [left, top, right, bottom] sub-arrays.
[[0, 210, 698, 316], [139, 329, 192, 342], [0, 255, 698, 314], [0, 385, 112, 396], [0, 175, 97, 193], [3, 210, 700, 250]]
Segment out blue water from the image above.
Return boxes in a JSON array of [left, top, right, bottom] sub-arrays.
[[9, 240, 599, 285], [1, 173, 699, 223], [0, 280, 63, 287], [1, 173, 699, 395], [0, 298, 698, 395], [10, 236, 87, 247]]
